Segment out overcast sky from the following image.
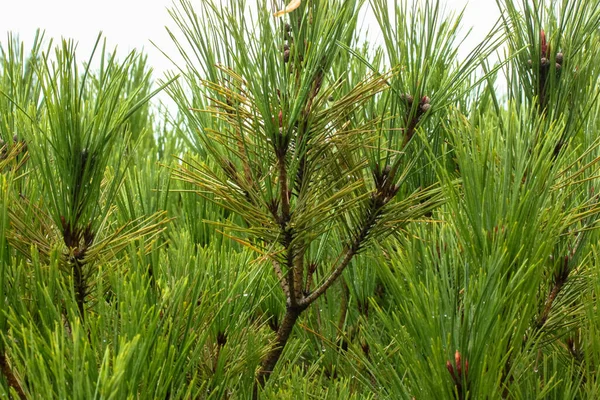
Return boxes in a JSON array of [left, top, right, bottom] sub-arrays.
[[0, 0, 501, 76]]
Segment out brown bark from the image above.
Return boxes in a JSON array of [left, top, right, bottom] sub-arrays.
[[254, 306, 303, 399]]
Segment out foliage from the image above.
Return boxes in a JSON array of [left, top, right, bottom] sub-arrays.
[[1, 0, 600, 398]]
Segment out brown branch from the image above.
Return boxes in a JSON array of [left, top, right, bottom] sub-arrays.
[[292, 247, 305, 304], [536, 255, 571, 330], [0, 352, 25, 399], [293, 69, 323, 195], [300, 246, 355, 307], [253, 66, 334, 398], [60, 217, 95, 322], [300, 196, 385, 307], [501, 256, 572, 395], [72, 258, 87, 321], [254, 305, 304, 399], [276, 153, 298, 309], [278, 156, 291, 220], [272, 260, 290, 298], [304, 262, 317, 294], [283, 246, 296, 308], [401, 95, 431, 147]]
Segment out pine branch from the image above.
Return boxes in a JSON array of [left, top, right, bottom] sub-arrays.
[[300, 189, 389, 307]]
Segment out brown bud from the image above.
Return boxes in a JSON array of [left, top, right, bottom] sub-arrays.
[[217, 332, 227, 346], [446, 360, 456, 379], [555, 63, 561, 71], [420, 103, 431, 113], [540, 30, 547, 57], [541, 57, 549, 67], [556, 52, 563, 65], [284, 24, 292, 40], [283, 43, 290, 51], [278, 110, 283, 127], [284, 49, 290, 63], [401, 93, 414, 104], [421, 96, 430, 104]]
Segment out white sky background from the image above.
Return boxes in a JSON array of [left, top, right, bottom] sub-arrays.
[[0, 0, 501, 106]]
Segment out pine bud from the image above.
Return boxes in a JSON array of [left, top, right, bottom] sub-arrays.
[[284, 49, 290, 63], [556, 52, 563, 65], [421, 96, 430, 104], [455, 350, 462, 376], [555, 63, 561, 71], [401, 93, 414, 104], [540, 57, 549, 67], [540, 30, 548, 57], [446, 360, 456, 378], [420, 103, 431, 113]]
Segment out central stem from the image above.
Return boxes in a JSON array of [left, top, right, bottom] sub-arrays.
[[253, 194, 387, 397], [258, 307, 303, 377], [254, 305, 303, 399], [72, 257, 87, 321]]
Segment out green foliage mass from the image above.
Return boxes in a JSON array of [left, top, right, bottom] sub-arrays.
[[2, 0, 600, 398]]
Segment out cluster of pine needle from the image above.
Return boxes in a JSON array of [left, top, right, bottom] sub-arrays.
[[2, 0, 600, 398]]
